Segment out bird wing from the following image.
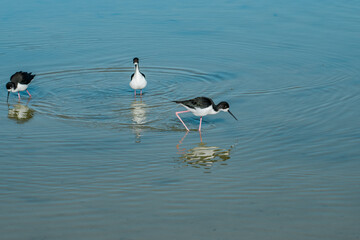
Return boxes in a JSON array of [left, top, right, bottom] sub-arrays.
[[10, 72, 23, 84], [11, 72, 35, 84], [174, 97, 213, 109], [141, 72, 146, 78], [20, 72, 35, 84]]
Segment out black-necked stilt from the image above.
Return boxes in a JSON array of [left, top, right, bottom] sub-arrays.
[[174, 96, 238, 131], [130, 57, 147, 96], [6, 71, 35, 102]]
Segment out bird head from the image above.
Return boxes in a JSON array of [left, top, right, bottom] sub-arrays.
[[6, 82, 15, 102], [133, 57, 139, 66], [6, 82, 15, 91], [217, 101, 238, 120]]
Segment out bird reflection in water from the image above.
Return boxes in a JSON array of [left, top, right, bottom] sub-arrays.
[[176, 132, 231, 171], [131, 99, 147, 143], [8, 101, 35, 123]]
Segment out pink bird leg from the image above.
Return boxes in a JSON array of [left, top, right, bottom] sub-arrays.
[[198, 117, 203, 132], [175, 110, 190, 131], [26, 90, 32, 98]]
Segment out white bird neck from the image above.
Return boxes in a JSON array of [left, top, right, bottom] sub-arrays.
[[134, 64, 140, 73]]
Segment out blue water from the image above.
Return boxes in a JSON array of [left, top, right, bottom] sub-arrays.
[[1, 0, 360, 239]]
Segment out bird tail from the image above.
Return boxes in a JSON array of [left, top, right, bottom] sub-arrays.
[[29, 72, 36, 79]]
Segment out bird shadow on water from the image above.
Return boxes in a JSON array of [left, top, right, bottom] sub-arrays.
[[7, 99, 35, 124], [175, 132, 232, 172]]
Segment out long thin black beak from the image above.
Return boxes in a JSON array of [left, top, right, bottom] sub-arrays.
[[7, 92, 9, 102], [228, 110, 238, 121]]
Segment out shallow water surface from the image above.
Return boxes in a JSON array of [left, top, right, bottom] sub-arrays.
[[1, 0, 360, 239]]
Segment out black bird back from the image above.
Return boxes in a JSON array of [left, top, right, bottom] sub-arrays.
[[10, 71, 35, 85], [173, 97, 214, 109]]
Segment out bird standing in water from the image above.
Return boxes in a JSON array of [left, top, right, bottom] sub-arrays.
[[6, 71, 35, 102], [174, 96, 238, 131], [130, 57, 147, 96]]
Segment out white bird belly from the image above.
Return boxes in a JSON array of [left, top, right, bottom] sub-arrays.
[[188, 106, 217, 117], [12, 83, 28, 92], [130, 74, 147, 90]]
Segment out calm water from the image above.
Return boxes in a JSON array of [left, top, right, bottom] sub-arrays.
[[1, 0, 360, 239]]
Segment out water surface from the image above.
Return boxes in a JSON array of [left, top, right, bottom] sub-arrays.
[[1, 0, 360, 239]]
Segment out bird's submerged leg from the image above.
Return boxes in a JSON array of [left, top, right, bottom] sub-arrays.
[[175, 110, 190, 131], [198, 117, 203, 132], [140, 89, 143, 96], [18, 93, 21, 101], [134, 90, 136, 97], [26, 90, 32, 98]]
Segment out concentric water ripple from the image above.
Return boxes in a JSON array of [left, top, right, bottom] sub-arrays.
[[1, 0, 360, 239], [26, 39, 359, 137], [28, 67, 237, 132]]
